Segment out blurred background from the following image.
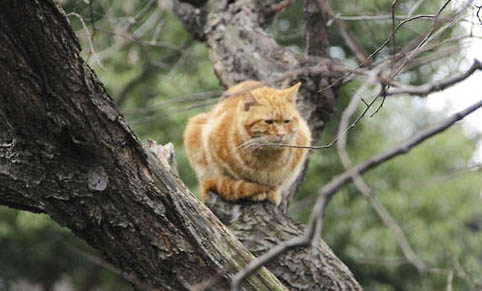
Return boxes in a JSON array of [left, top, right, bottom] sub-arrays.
[[1, 0, 481, 290]]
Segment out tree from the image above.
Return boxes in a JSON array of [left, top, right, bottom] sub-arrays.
[[1, 0, 481, 290]]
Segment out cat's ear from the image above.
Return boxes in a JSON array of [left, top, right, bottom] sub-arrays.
[[283, 82, 301, 104], [242, 94, 259, 111]]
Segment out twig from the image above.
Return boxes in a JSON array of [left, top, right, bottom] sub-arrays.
[[126, 0, 158, 32], [220, 63, 364, 100], [447, 270, 454, 291], [391, 0, 400, 57], [245, 89, 381, 151], [66, 12, 105, 70], [408, 0, 425, 17], [241, 143, 331, 150], [123, 90, 221, 115], [336, 72, 427, 272], [116, 39, 194, 106], [129, 99, 217, 125], [428, 266, 482, 289], [337, 14, 431, 21], [317, 0, 369, 65], [390, 0, 473, 78], [87, 0, 97, 64], [476, 5, 482, 25], [386, 59, 482, 96], [97, 1, 160, 61], [367, 14, 437, 60]]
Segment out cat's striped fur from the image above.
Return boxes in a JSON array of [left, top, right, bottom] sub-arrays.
[[183, 81, 311, 205]]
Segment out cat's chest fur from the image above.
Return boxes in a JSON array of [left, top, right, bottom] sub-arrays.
[[233, 148, 294, 187], [184, 80, 311, 203]]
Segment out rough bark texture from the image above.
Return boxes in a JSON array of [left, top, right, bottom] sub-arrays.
[[0, 1, 285, 290], [0, 0, 361, 290], [206, 196, 361, 290]]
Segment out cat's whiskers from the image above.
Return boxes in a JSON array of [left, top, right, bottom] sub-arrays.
[[238, 137, 269, 156]]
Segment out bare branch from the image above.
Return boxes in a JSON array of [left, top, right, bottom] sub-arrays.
[[391, 0, 400, 56], [334, 72, 426, 272], [317, 0, 370, 64], [245, 89, 382, 151], [123, 90, 221, 115], [337, 14, 430, 21], [368, 14, 437, 60], [476, 5, 482, 25], [96, 0, 160, 61], [446, 269, 454, 291], [390, 0, 474, 78], [66, 12, 105, 69], [316, 96, 482, 228], [386, 59, 482, 96], [332, 0, 425, 21]]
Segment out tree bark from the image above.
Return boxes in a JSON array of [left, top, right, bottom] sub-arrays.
[[0, 0, 361, 290], [0, 1, 284, 290]]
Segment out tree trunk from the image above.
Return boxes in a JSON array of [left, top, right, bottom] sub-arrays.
[[0, 0, 360, 290]]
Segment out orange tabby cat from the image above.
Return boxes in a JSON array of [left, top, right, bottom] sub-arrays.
[[183, 80, 311, 205]]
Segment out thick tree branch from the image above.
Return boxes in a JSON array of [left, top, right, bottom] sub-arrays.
[[0, 1, 289, 290], [205, 195, 360, 291]]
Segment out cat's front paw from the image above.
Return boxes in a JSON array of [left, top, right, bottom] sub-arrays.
[[267, 190, 281, 206], [250, 192, 267, 201]]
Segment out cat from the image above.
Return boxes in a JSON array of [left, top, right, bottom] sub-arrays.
[[183, 80, 311, 205]]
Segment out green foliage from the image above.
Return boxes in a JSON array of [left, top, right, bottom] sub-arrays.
[[0, 207, 131, 290], [2, 0, 480, 290], [293, 99, 482, 290]]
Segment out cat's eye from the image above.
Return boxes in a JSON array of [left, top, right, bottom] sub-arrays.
[[265, 120, 274, 124], [284, 120, 291, 123]]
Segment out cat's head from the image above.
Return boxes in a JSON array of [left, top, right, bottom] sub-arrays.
[[237, 82, 302, 145]]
